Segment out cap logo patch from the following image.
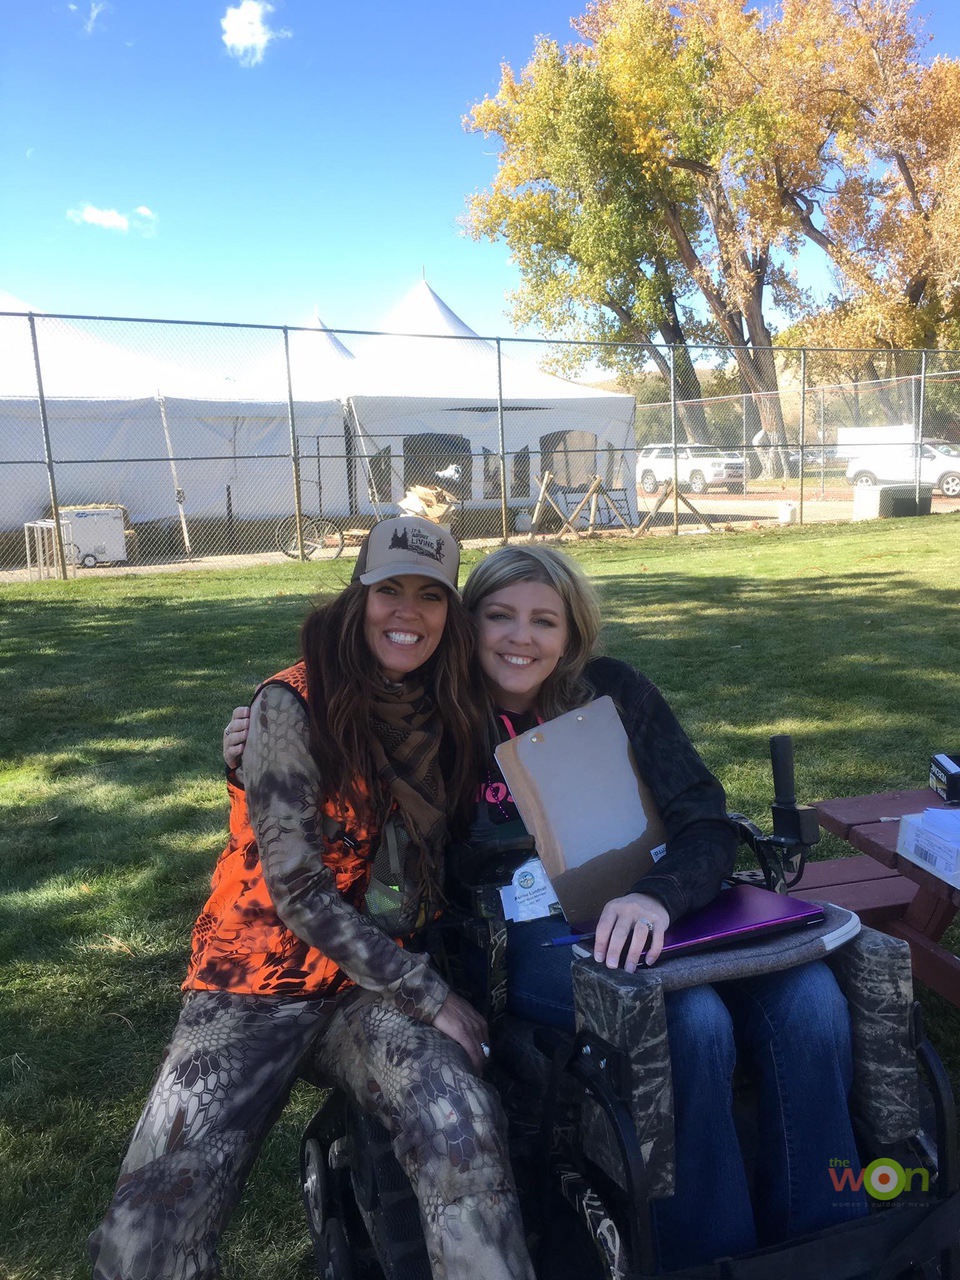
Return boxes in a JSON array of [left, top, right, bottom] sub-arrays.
[[389, 524, 446, 564]]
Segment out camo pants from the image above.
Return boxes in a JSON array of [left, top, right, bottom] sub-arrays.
[[89, 988, 532, 1280]]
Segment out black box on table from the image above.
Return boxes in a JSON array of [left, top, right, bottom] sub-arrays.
[[929, 753, 960, 804]]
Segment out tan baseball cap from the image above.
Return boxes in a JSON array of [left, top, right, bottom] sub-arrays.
[[352, 516, 460, 593]]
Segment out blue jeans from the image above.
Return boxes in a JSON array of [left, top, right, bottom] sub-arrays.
[[505, 917, 867, 1270]]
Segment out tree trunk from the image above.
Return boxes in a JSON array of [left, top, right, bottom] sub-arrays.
[[863, 356, 901, 424], [670, 344, 710, 441], [747, 344, 790, 479], [655, 269, 709, 441], [658, 195, 789, 474]]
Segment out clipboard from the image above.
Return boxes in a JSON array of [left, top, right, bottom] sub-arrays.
[[494, 696, 667, 924]]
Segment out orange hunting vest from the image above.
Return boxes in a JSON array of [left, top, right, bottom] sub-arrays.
[[183, 663, 378, 998]]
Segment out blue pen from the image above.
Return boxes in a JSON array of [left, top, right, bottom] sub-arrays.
[[541, 931, 596, 948]]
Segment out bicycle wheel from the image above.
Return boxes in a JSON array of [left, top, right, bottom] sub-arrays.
[[276, 516, 344, 561]]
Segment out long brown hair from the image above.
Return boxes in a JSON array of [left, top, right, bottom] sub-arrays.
[[300, 581, 482, 828], [462, 545, 601, 721]]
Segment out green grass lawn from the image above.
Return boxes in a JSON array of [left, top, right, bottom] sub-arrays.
[[3, 516, 960, 1279]]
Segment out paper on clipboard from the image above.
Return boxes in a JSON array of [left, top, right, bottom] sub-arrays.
[[494, 696, 667, 925]]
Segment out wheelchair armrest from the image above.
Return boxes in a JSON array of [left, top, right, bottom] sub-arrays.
[[426, 886, 511, 1024]]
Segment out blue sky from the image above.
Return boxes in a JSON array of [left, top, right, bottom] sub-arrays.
[[2, 0, 960, 340]]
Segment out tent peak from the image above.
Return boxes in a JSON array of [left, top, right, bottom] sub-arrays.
[[377, 280, 486, 341], [311, 315, 355, 360]]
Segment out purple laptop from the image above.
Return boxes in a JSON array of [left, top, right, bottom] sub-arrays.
[[657, 884, 824, 956], [574, 884, 824, 958]]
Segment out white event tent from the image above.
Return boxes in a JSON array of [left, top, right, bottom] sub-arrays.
[[343, 282, 638, 520], [1, 284, 636, 537], [0, 298, 347, 531]]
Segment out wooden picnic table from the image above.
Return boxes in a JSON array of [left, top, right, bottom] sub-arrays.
[[793, 789, 960, 1005]]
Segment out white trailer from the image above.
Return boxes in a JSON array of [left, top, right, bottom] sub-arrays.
[[58, 505, 129, 567]]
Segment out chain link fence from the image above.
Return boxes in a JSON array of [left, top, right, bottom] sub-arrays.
[[2, 310, 959, 576]]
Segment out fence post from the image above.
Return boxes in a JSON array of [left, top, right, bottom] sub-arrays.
[[798, 348, 806, 526], [670, 345, 679, 535], [741, 392, 749, 495], [283, 327, 306, 561], [819, 387, 826, 499], [916, 349, 927, 503], [28, 314, 67, 580], [158, 394, 193, 559], [344, 401, 358, 517], [495, 338, 509, 543]]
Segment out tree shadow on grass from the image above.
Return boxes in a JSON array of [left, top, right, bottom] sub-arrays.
[[595, 565, 960, 812]]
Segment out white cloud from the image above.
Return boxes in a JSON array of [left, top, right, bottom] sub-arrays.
[[67, 2, 108, 34], [83, 1, 107, 34], [67, 205, 129, 231], [131, 206, 158, 237], [66, 204, 160, 236], [220, 1, 290, 67]]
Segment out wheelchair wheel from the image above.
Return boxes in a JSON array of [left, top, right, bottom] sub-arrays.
[[302, 1098, 367, 1279], [276, 515, 344, 560], [321, 1219, 354, 1280], [348, 1106, 432, 1280], [302, 1136, 331, 1247], [302, 1095, 431, 1280]]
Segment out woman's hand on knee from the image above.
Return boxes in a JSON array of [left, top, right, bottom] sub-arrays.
[[594, 893, 670, 972], [432, 992, 489, 1074], [223, 706, 250, 770]]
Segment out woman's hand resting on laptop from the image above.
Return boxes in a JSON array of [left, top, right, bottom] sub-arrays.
[[594, 893, 670, 971]]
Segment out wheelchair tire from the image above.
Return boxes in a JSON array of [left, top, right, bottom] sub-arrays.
[[348, 1106, 432, 1280], [302, 1136, 331, 1250], [321, 1218, 354, 1280]]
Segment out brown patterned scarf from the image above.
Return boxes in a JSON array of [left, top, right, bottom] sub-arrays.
[[369, 679, 447, 914]]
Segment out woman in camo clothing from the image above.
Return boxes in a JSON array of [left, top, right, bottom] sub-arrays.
[[89, 516, 536, 1280]]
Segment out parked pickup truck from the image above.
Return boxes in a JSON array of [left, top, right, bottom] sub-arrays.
[[636, 444, 745, 495], [846, 438, 960, 497]]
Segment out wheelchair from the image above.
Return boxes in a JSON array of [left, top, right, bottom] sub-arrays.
[[298, 739, 960, 1280]]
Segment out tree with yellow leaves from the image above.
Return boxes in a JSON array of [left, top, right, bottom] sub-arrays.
[[466, 0, 960, 474], [466, 36, 714, 440]]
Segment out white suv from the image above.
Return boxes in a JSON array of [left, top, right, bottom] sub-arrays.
[[636, 444, 745, 495], [846, 438, 960, 497]]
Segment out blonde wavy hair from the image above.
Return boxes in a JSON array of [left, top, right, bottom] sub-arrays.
[[462, 545, 601, 720]]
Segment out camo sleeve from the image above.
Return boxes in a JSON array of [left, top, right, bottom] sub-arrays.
[[244, 682, 449, 1024]]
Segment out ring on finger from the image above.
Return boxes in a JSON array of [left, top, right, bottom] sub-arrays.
[[480, 1042, 491, 1060], [638, 917, 654, 932]]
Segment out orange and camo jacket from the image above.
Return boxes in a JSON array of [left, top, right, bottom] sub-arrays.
[[182, 662, 378, 998]]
